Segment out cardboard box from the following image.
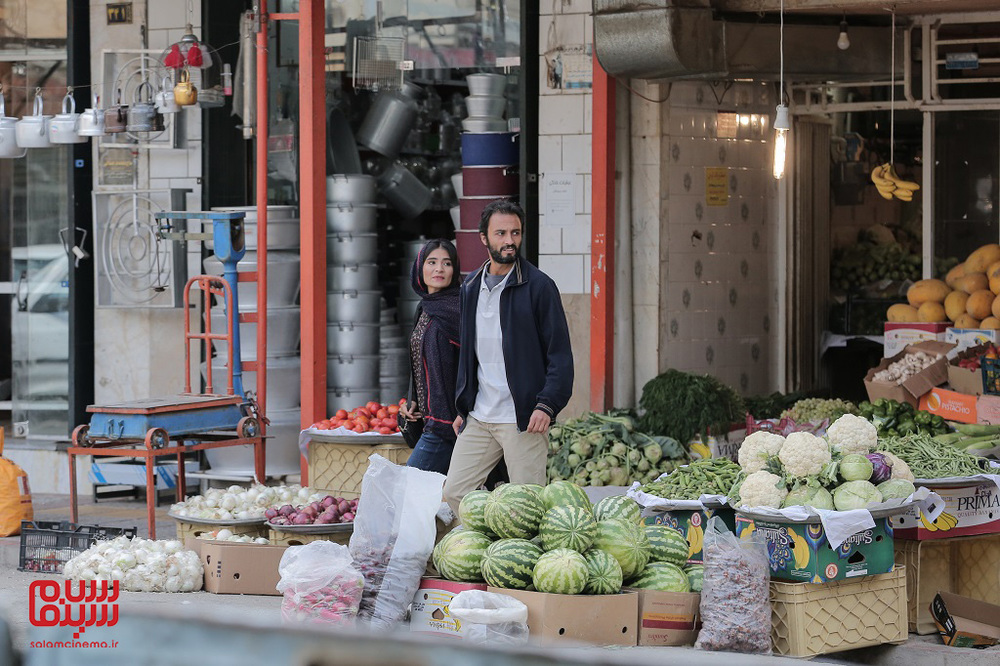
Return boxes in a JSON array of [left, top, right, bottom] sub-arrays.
[[735, 515, 895, 583], [644, 507, 736, 563], [947, 344, 990, 396], [625, 588, 700, 647], [410, 578, 488, 639], [890, 481, 1000, 540], [945, 328, 1000, 354], [919, 387, 978, 424], [865, 340, 955, 408], [976, 393, 1000, 428], [931, 592, 1000, 648], [689, 425, 746, 462], [487, 587, 638, 646], [884, 322, 949, 357], [186, 537, 287, 595]]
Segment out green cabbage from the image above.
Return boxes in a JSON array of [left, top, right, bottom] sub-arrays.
[[833, 480, 882, 510], [876, 478, 916, 501], [839, 454, 874, 482], [781, 486, 835, 510]]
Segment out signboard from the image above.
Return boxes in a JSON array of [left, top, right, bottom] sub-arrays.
[[705, 167, 728, 206], [543, 173, 576, 227], [106, 3, 132, 24]]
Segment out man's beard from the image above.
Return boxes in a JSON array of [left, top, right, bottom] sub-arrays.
[[489, 244, 518, 264]]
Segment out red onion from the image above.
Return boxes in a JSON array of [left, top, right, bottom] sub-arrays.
[[322, 496, 336, 508], [279, 504, 295, 517], [292, 513, 311, 525], [337, 500, 351, 514], [866, 453, 893, 484], [264, 508, 278, 519], [341, 512, 355, 523]]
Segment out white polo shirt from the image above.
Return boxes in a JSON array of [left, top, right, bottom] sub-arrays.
[[469, 268, 518, 424]]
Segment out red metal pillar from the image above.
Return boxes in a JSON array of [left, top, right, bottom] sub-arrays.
[[590, 53, 615, 412]]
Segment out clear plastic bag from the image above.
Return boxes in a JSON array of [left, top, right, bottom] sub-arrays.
[[449, 590, 530, 647], [694, 516, 772, 654], [349, 454, 446, 630], [276, 540, 364, 626]]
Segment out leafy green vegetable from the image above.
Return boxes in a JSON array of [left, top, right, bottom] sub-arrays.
[[744, 391, 806, 420], [638, 369, 745, 445]]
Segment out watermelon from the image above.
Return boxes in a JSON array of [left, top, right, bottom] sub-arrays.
[[593, 495, 642, 524], [540, 481, 592, 512], [432, 528, 465, 579], [458, 490, 495, 537], [480, 538, 543, 589], [593, 519, 650, 581], [645, 524, 689, 565], [532, 548, 588, 595], [583, 549, 623, 595], [630, 562, 690, 592], [484, 484, 545, 540], [523, 483, 545, 496], [539, 506, 597, 553], [436, 530, 493, 582], [684, 564, 704, 593]]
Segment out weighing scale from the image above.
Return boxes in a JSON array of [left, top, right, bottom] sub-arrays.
[[68, 211, 267, 538]]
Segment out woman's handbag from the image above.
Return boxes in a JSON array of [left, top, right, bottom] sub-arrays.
[[397, 411, 425, 448]]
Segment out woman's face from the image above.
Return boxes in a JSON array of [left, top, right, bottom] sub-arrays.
[[422, 247, 454, 294]]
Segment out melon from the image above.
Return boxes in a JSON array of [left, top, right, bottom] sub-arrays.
[[436, 530, 493, 582], [954, 272, 989, 294], [483, 484, 545, 540], [886, 303, 919, 323], [539, 481, 592, 512], [944, 290, 970, 322], [645, 524, 689, 565], [629, 562, 691, 592], [458, 490, 495, 537], [480, 538, 544, 590], [945, 262, 967, 289], [981, 316, 1000, 330], [906, 279, 950, 307], [593, 519, 650, 581], [532, 548, 589, 595], [683, 564, 704, 592], [967, 290, 994, 320], [593, 495, 642, 524], [583, 549, 623, 595], [966, 244, 1000, 273], [539, 506, 597, 553], [918, 301, 948, 322], [955, 314, 981, 329]]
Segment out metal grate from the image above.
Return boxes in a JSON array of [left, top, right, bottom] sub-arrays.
[[351, 1, 405, 92]]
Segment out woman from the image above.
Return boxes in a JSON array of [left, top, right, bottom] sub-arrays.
[[401, 239, 462, 474]]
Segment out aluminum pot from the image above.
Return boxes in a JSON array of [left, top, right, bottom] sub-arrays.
[[465, 95, 506, 119], [204, 405, 302, 476], [0, 95, 25, 158], [326, 202, 377, 234], [467, 73, 507, 97], [326, 174, 376, 203], [460, 196, 510, 231], [454, 229, 489, 270], [403, 239, 426, 263], [377, 164, 431, 219], [327, 233, 378, 265], [379, 347, 410, 379], [327, 263, 379, 291], [209, 206, 300, 251], [203, 251, 300, 309], [461, 132, 519, 167], [397, 297, 422, 327], [210, 305, 301, 360], [327, 321, 380, 355], [77, 94, 105, 137], [327, 354, 380, 389], [15, 94, 51, 148], [327, 289, 381, 323], [356, 90, 418, 158], [463, 165, 518, 197], [205, 356, 301, 410], [462, 117, 509, 133], [327, 387, 380, 415]]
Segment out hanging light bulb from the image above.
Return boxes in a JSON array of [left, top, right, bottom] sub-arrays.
[[773, 104, 790, 180], [837, 18, 851, 50]]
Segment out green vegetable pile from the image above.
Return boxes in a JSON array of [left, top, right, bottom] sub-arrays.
[[547, 411, 687, 486], [858, 399, 949, 437], [780, 398, 858, 423], [638, 370, 745, 445], [831, 241, 922, 293], [878, 433, 991, 479], [638, 458, 742, 500], [744, 391, 806, 420], [934, 423, 1000, 453]]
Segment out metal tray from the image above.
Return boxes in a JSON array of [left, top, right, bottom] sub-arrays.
[[736, 502, 915, 524], [265, 521, 354, 534], [306, 431, 404, 445], [168, 512, 265, 526]]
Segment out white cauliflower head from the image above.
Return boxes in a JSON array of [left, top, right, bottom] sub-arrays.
[[878, 451, 915, 482], [735, 470, 788, 509], [778, 432, 832, 478], [826, 414, 878, 456], [738, 431, 785, 473]]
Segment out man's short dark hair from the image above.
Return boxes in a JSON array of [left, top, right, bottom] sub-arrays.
[[479, 199, 524, 236]]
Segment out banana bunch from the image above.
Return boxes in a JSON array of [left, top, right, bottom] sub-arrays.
[[871, 163, 920, 202], [686, 521, 704, 559], [786, 526, 812, 569], [918, 511, 958, 532]]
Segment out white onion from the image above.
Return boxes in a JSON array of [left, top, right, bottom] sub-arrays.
[[64, 537, 204, 593]]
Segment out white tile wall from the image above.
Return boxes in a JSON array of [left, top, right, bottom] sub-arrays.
[[539, 254, 585, 293]]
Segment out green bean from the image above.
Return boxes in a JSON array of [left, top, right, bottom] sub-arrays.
[[878, 433, 990, 479]]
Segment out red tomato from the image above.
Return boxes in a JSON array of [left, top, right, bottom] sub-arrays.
[[387, 404, 400, 416], [366, 401, 382, 413], [377, 426, 392, 435], [358, 407, 373, 419], [376, 408, 388, 420], [335, 409, 348, 420], [398, 398, 406, 406]]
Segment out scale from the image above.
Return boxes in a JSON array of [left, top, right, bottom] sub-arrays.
[[68, 210, 267, 538]]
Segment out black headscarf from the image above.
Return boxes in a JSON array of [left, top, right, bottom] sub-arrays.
[[410, 239, 461, 341]]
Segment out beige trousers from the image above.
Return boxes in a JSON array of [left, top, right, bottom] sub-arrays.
[[443, 415, 548, 517]]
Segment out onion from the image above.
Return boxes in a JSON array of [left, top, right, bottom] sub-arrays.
[[341, 512, 355, 522], [292, 514, 311, 525], [264, 508, 278, 519]]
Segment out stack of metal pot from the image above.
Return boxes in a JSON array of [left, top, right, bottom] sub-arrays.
[[202, 205, 303, 477], [326, 174, 382, 414], [456, 73, 519, 272], [378, 239, 424, 404]]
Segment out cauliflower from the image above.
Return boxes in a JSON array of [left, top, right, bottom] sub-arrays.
[[735, 470, 788, 509], [878, 451, 915, 482], [778, 432, 832, 478], [737, 431, 785, 473], [826, 414, 877, 456]]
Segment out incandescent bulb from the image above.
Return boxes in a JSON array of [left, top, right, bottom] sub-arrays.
[[773, 104, 790, 180], [837, 21, 850, 50]]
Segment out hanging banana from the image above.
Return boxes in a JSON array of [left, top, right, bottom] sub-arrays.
[[870, 162, 920, 202]]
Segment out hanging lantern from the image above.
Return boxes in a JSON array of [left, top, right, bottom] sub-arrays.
[[160, 24, 226, 109]]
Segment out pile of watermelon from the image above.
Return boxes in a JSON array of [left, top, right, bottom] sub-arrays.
[[433, 480, 703, 595]]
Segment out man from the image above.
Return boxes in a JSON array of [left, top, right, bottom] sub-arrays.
[[443, 199, 573, 516]]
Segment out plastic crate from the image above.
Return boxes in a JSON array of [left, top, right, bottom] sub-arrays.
[[173, 520, 269, 542], [268, 526, 352, 547], [981, 357, 1000, 395], [18, 520, 137, 574], [769, 566, 907, 658], [307, 437, 411, 498]]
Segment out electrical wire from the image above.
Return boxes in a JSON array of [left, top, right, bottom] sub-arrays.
[[889, 7, 896, 166]]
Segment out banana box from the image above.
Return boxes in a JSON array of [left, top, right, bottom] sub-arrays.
[[734, 515, 895, 583], [644, 508, 736, 563], [890, 481, 1000, 540]]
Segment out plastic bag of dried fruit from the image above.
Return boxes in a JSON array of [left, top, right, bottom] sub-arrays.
[[695, 516, 772, 654]]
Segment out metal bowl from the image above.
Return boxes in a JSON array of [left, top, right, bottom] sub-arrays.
[[462, 117, 510, 133], [326, 290, 381, 323], [465, 95, 506, 119], [466, 73, 507, 97]]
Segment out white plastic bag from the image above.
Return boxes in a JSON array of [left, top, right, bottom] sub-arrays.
[[276, 540, 364, 626], [449, 590, 530, 647], [694, 516, 772, 654], [349, 454, 446, 630]]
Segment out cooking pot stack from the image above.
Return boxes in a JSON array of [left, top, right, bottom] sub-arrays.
[[379, 239, 424, 404], [325, 174, 382, 414], [456, 73, 520, 274]]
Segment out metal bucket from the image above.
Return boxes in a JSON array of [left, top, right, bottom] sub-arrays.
[[460, 196, 504, 231], [327, 321, 380, 355], [454, 230, 489, 271], [327, 233, 378, 265], [377, 164, 431, 219], [327, 354, 380, 389], [326, 290, 381, 323], [326, 202, 377, 234], [326, 174, 377, 203], [463, 166, 518, 197], [356, 90, 418, 158], [327, 263, 379, 291], [210, 305, 301, 360]]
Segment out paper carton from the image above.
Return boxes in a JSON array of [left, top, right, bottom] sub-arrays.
[[945, 328, 1000, 354], [884, 322, 949, 357], [186, 538, 287, 595], [410, 578, 488, 639], [864, 340, 955, 408], [931, 592, 1000, 648], [625, 588, 700, 647], [947, 344, 990, 396], [919, 387, 978, 424], [890, 481, 1000, 540], [644, 508, 736, 563], [487, 587, 638, 646]]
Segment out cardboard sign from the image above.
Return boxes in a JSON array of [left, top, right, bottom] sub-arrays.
[[932, 592, 1000, 648], [884, 322, 949, 357], [890, 481, 1000, 540], [919, 387, 979, 424]]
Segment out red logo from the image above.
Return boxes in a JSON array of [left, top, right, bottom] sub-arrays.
[[825, 564, 839, 580], [29, 580, 120, 639]]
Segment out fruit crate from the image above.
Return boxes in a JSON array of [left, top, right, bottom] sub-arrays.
[[173, 520, 269, 542], [18, 520, 137, 574], [307, 434, 410, 498], [981, 357, 1000, 395], [895, 534, 1000, 634], [268, 526, 352, 547], [769, 566, 907, 658]]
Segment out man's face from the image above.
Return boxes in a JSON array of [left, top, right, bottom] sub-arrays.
[[481, 213, 522, 264]]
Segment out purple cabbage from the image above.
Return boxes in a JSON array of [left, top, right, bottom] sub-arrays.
[[866, 453, 892, 484]]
